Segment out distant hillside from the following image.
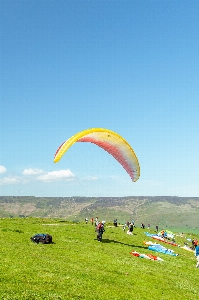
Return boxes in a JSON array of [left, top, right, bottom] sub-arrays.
[[0, 196, 199, 232]]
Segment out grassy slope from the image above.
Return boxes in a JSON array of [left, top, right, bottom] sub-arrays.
[[0, 197, 199, 234], [0, 218, 198, 300]]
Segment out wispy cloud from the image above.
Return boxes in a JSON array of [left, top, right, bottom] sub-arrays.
[[0, 176, 19, 185], [37, 169, 75, 182], [23, 168, 44, 175], [0, 166, 7, 174]]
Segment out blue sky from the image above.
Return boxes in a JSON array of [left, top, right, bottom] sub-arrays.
[[0, 0, 199, 197]]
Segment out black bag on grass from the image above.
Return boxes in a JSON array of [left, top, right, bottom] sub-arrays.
[[30, 233, 52, 244]]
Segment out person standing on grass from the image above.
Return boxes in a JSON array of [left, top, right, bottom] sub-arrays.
[[128, 222, 134, 234], [95, 217, 99, 227], [96, 222, 105, 242], [113, 219, 118, 227], [192, 239, 198, 249], [195, 242, 199, 268]]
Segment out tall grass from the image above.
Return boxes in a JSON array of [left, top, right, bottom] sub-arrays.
[[0, 218, 198, 299]]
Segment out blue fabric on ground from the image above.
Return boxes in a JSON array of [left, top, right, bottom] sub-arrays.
[[148, 245, 178, 256], [144, 232, 157, 237]]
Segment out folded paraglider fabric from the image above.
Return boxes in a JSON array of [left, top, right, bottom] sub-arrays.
[[144, 232, 156, 237], [148, 245, 178, 256], [130, 251, 164, 261], [144, 232, 178, 247], [143, 241, 158, 246], [159, 230, 175, 239], [152, 236, 178, 246], [181, 245, 194, 252], [153, 235, 165, 242], [144, 231, 175, 239]]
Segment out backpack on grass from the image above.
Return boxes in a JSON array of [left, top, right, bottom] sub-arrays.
[[30, 233, 52, 244]]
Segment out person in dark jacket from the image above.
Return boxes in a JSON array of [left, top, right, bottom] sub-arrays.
[[96, 222, 105, 242], [129, 222, 134, 233]]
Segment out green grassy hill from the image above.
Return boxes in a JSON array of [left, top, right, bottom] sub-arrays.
[[0, 217, 198, 299], [0, 196, 199, 234]]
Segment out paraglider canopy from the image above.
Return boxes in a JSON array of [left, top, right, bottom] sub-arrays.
[[54, 128, 140, 182]]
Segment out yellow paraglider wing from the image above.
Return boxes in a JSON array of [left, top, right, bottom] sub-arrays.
[[54, 128, 140, 182]]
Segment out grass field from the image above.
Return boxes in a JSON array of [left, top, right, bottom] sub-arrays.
[[0, 217, 198, 300]]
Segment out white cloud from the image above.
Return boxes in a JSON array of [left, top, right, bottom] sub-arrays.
[[0, 177, 19, 185], [37, 169, 75, 182], [23, 168, 44, 175], [0, 166, 7, 174]]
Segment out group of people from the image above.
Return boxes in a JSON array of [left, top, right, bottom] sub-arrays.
[[122, 220, 135, 235], [84, 217, 106, 242], [88, 216, 199, 268], [123, 220, 147, 233]]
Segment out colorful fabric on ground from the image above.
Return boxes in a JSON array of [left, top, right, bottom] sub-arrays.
[[143, 241, 156, 246], [152, 236, 178, 246], [148, 245, 179, 256], [181, 245, 194, 253], [144, 232, 178, 246], [130, 251, 164, 261], [163, 230, 175, 239], [144, 232, 155, 237]]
